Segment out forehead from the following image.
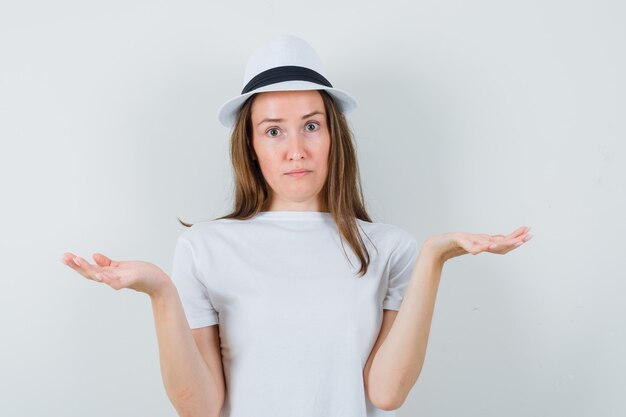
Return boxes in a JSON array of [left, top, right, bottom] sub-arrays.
[[251, 90, 324, 118]]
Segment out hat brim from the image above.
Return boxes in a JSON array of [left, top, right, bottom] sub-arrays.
[[217, 80, 358, 128]]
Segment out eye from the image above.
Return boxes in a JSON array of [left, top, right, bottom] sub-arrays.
[[305, 122, 320, 132], [266, 128, 280, 137]]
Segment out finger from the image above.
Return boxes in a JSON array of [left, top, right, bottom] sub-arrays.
[[483, 235, 506, 247], [62, 256, 96, 281], [61, 253, 90, 275], [73, 256, 106, 282], [513, 231, 534, 244], [476, 234, 506, 244], [61, 252, 78, 266], [92, 253, 114, 267], [98, 271, 124, 291], [488, 238, 518, 250], [512, 234, 533, 247], [507, 226, 530, 239], [62, 253, 112, 284], [492, 233, 533, 253]]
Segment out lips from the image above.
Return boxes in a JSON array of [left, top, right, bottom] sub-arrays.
[[286, 169, 311, 174]]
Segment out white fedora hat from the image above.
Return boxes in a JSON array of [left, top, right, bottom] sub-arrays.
[[217, 34, 358, 128]]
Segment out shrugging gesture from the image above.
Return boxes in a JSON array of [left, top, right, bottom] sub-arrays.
[[60, 252, 171, 297], [365, 225, 533, 410], [426, 225, 533, 263]]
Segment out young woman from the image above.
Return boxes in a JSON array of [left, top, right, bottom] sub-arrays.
[[61, 35, 532, 417]]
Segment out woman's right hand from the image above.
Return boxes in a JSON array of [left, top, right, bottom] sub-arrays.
[[61, 252, 173, 298]]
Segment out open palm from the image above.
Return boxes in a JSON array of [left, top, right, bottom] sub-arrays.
[[61, 252, 170, 297], [425, 226, 533, 263]]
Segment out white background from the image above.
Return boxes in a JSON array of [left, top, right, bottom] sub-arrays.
[[1, 1, 624, 416]]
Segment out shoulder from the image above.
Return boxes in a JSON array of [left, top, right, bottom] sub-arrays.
[[176, 218, 242, 245], [356, 217, 416, 248]]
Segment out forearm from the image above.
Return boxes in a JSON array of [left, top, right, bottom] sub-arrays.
[[150, 281, 222, 417], [370, 243, 444, 409]]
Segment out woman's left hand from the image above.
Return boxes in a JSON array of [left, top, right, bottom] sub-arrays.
[[424, 226, 533, 264]]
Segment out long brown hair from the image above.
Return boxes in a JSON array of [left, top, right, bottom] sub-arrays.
[[178, 90, 375, 277]]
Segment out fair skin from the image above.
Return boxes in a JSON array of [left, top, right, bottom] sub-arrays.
[[251, 89, 330, 212], [362, 227, 532, 410], [61, 89, 533, 412]]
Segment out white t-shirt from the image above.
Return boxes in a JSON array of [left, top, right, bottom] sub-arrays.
[[170, 210, 419, 417]]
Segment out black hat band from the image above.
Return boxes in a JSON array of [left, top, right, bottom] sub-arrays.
[[241, 65, 333, 94]]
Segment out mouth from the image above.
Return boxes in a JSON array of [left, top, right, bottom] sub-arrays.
[[285, 170, 311, 177]]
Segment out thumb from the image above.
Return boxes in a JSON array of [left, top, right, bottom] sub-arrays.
[[92, 253, 118, 267]]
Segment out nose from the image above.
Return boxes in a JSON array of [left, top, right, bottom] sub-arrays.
[[287, 133, 306, 161]]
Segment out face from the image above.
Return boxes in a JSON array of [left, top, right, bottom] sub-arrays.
[[250, 90, 330, 211]]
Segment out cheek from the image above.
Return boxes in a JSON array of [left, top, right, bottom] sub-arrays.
[[256, 150, 281, 177], [317, 138, 331, 167]]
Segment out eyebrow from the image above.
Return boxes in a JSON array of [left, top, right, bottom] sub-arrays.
[[256, 111, 325, 127]]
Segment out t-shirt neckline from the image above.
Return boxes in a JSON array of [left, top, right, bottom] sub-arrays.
[[253, 211, 333, 221]]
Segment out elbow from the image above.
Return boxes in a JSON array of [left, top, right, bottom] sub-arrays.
[[366, 362, 421, 411], [368, 386, 402, 412], [373, 400, 399, 412], [367, 373, 418, 411], [371, 395, 401, 411], [170, 386, 223, 417]]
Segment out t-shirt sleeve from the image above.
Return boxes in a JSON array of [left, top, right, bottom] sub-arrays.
[[170, 235, 219, 328], [382, 231, 419, 311]]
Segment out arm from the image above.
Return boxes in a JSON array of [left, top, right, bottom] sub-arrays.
[[364, 242, 443, 410], [151, 280, 224, 417], [364, 227, 532, 410]]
